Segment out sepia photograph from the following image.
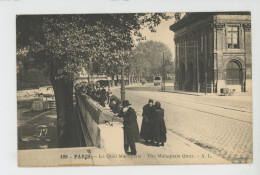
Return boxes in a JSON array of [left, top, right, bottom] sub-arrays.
[[16, 11, 253, 167]]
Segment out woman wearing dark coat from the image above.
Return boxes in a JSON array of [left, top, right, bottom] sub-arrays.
[[120, 100, 140, 155], [151, 101, 167, 146], [140, 99, 154, 144]]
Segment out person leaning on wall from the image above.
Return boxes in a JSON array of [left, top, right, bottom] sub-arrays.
[[119, 100, 140, 155]]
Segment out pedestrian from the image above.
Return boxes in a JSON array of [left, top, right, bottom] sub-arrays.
[[151, 101, 166, 147], [101, 86, 106, 96], [120, 100, 140, 155], [99, 86, 107, 107], [91, 87, 97, 100], [96, 86, 102, 101], [140, 99, 154, 144], [109, 95, 121, 114], [86, 84, 92, 96]]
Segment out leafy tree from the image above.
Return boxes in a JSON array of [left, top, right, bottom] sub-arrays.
[[16, 13, 173, 147], [132, 40, 173, 78], [17, 48, 51, 90]]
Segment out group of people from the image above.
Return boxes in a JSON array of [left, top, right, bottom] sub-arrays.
[[118, 99, 167, 155], [77, 82, 167, 156], [79, 83, 109, 107], [140, 99, 167, 146], [77, 82, 122, 113]]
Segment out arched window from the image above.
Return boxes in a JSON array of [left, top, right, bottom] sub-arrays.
[[226, 61, 241, 85]]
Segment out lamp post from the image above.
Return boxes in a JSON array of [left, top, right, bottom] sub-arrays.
[[135, 36, 146, 84], [161, 52, 166, 91]]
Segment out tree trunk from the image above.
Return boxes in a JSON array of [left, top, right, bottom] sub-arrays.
[[87, 73, 90, 84], [116, 75, 119, 86], [111, 74, 115, 87], [128, 75, 131, 85], [50, 61, 76, 148]]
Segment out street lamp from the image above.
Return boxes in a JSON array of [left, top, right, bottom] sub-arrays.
[[161, 52, 166, 91]]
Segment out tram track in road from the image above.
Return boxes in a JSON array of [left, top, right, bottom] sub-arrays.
[[125, 90, 252, 124], [125, 86, 251, 112], [128, 87, 251, 112], [161, 100, 252, 124], [169, 97, 251, 113]]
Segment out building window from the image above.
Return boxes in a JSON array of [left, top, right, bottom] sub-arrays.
[[226, 61, 241, 85], [227, 26, 239, 49]]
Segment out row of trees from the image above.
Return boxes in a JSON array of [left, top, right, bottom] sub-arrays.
[[131, 40, 174, 80], [16, 13, 174, 147]]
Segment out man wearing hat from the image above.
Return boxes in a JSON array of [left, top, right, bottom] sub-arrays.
[[140, 99, 154, 144], [120, 100, 140, 155]]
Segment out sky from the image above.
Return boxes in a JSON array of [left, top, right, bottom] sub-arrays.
[[138, 14, 177, 62]]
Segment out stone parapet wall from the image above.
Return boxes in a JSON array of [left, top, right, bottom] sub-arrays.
[[76, 93, 124, 153]]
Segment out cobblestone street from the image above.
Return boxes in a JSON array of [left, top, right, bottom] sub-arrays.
[[111, 84, 252, 163]]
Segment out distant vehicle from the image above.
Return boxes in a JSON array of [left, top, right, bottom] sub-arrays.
[[153, 76, 162, 86]]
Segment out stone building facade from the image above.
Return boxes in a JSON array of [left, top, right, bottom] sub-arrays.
[[170, 12, 251, 93]]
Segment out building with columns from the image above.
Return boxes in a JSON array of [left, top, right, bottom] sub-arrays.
[[170, 12, 251, 93]]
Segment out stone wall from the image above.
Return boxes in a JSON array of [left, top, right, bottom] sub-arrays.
[[76, 93, 124, 153]]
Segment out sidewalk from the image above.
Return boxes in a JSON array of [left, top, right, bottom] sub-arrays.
[[19, 129, 230, 166]]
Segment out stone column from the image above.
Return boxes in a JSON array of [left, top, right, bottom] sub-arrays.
[[243, 23, 252, 92], [213, 23, 225, 93]]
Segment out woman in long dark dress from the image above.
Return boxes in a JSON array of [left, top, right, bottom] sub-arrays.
[[140, 99, 154, 144], [151, 101, 167, 146]]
